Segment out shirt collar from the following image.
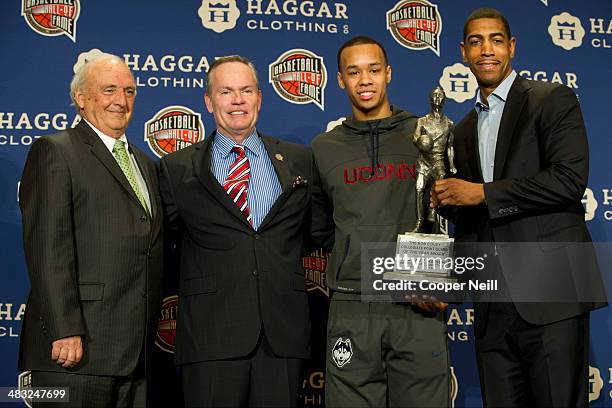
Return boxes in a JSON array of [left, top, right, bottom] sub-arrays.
[[82, 118, 128, 153], [213, 128, 263, 158], [474, 70, 517, 113]]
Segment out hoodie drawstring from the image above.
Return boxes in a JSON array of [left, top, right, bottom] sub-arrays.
[[368, 120, 381, 176]]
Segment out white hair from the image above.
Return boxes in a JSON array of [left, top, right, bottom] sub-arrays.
[[69, 53, 132, 110]]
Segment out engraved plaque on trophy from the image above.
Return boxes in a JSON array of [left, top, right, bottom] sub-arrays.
[[384, 232, 456, 283]]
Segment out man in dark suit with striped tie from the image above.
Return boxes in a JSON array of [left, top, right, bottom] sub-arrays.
[[18, 54, 163, 406], [160, 55, 329, 407]]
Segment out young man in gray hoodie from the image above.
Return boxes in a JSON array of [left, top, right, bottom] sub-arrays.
[[312, 36, 450, 407]]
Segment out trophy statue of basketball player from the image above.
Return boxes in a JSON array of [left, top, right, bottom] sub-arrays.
[[412, 86, 457, 232]]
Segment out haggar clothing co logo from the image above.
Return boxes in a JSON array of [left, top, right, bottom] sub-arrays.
[[326, 117, 346, 132], [439, 63, 478, 103], [450, 366, 458, 407], [548, 12, 585, 50], [582, 188, 597, 221], [589, 365, 604, 402], [386, 0, 442, 56], [21, 0, 80, 42], [73, 48, 106, 74], [198, 0, 240, 33]]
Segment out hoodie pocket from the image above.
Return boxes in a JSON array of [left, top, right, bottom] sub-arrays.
[[335, 234, 351, 282]]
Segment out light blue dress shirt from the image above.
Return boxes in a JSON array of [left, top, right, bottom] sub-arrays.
[[475, 70, 518, 182], [210, 129, 282, 230]]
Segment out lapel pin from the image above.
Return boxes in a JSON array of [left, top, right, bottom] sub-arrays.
[[275, 153, 284, 161]]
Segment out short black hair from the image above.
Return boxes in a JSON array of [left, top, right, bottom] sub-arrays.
[[463, 8, 512, 41], [337, 36, 388, 71]]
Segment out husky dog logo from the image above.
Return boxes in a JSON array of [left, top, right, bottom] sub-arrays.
[[269, 49, 327, 110], [21, 0, 80, 42], [386, 0, 442, 56], [332, 337, 353, 368]]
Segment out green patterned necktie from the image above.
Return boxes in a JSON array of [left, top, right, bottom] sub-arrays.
[[112, 139, 149, 215]]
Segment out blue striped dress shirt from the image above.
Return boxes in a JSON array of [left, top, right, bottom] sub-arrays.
[[210, 129, 282, 230]]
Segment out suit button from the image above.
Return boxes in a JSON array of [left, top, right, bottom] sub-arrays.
[[254, 234, 261, 240], [140, 215, 147, 222], [252, 269, 259, 276]]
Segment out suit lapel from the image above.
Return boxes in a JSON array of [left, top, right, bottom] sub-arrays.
[[78, 121, 144, 210], [262, 134, 293, 192], [193, 132, 253, 229], [463, 110, 484, 183], [493, 77, 529, 180], [258, 134, 293, 231]]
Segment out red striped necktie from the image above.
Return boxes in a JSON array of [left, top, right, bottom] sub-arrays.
[[223, 145, 253, 225]]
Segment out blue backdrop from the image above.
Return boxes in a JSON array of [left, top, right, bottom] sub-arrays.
[[1, 0, 611, 406]]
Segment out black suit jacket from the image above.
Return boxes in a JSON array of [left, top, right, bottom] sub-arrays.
[[160, 132, 320, 365], [18, 120, 163, 376], [453, 76, 607, 334]]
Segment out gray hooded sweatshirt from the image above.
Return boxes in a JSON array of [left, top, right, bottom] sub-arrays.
[[312, 106, 422, 296]]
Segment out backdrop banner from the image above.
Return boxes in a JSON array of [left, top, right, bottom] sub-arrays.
[[1, 1, 611, 407]]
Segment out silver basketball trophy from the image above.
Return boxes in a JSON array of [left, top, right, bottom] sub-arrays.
[[386, 86, 457, 284]]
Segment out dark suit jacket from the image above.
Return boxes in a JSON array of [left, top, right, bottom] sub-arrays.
[[452, 76, 607, 334], [18, 120, 163, 376], [160, 131, 319, 365]]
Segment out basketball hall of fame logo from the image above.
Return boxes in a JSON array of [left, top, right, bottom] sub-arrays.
[[303, 248, 330, 297], [269, 49, 327, 111], [155, 295, 178, 354], [386, 0, 442, 56], [144, 106, 204, 158], [21, 0, 80, 42]]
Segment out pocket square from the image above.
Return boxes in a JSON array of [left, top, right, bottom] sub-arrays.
[[292, 175, 308, 189]]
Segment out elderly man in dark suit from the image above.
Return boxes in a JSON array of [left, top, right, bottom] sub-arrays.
[[431, 8, 607, 408], [19, 54, 163, 407], [160, 55, 327, 407]]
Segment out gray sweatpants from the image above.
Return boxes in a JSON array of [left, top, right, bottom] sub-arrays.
[[325, 300, 450, 408]]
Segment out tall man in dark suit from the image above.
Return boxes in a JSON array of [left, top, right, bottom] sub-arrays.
[[159, 55, 326, 407], [19, 54, 163, 407], [431, 8, 607, 407]]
